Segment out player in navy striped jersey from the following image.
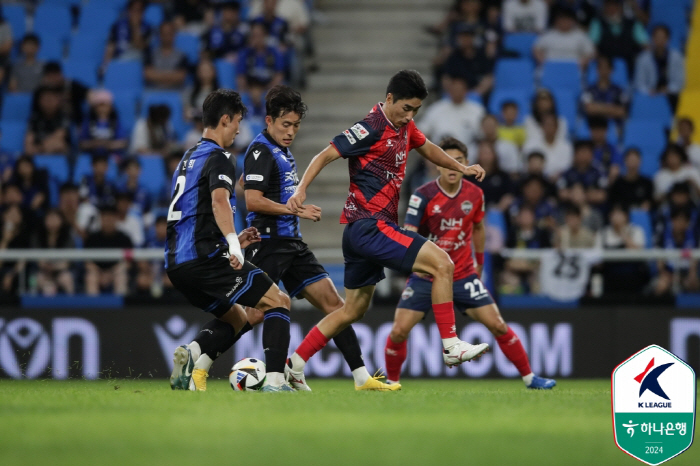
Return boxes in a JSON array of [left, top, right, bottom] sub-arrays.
[[166, 89, 294, 392]]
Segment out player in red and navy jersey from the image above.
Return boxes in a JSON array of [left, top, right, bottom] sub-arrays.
[[384, 138, 556, 389], [283, 70, 490, 390]]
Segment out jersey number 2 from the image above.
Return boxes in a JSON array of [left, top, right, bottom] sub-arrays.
[[168, 175, 186, 221], [464, 278, 487, 299]]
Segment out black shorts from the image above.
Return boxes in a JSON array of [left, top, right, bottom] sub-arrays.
[[167, 253, 274, 318], [245, 238, 329, 298]]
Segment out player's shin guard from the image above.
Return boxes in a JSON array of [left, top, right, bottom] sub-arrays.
[[384, 336, 407, 382], [333, 325, 365, 371], [495, 327, 532, 377], [432, 302, 458, 344], [262, 308, 291, 374], [194, 320, 253, 360]]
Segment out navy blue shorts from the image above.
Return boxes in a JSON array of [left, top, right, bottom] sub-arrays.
[[342, 218, 427, 289], [397, 273, 495, 315]]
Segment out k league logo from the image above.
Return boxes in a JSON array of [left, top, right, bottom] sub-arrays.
[[612, 345, 696, 465]]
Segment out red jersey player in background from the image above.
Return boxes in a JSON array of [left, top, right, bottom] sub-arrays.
[[384, 137, 556, 389], [284, 70, 490, 391]]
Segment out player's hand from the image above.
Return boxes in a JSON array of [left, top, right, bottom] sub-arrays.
[[462, 164, 486, 182], [296, 204, 322, 222], [229, 254, 243, 270], [238, 227, 261, 249], [287, 189, 306, 214]]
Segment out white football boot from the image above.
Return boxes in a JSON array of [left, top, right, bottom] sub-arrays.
[[443, 341, 490, 367]]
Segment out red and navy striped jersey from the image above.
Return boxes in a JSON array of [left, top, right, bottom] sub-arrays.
[[405, 178, 485, 280], [330, 103, 426, 225]]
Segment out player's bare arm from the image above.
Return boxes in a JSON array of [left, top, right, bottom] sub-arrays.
[[246, 189, 321, 221], [415, 140, 486, 181], [211, 187, 244, 270], [473, 220, 486, 278], [287, 144, 342, 213]]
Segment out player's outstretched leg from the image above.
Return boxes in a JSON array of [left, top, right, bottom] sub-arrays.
[[384, 308, 425, 384], [466, 304, 555, 390], [412, 242, 489, 366]]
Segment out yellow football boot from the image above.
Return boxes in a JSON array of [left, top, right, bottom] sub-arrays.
[[191, 368, 209, 392], [355, 370, 401, 391]]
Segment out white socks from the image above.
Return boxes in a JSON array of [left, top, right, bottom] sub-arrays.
[[522, 373, 534, 386], [264, 371, 285, 387], [352, 366, 371, 386], [289, 352, 306, 372], [194, 354, 214, 372], [442, 337, 459, 349], [188, 341, 201, 361]]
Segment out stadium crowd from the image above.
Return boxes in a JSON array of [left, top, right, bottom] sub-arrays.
[[0, 0, 315, 298]]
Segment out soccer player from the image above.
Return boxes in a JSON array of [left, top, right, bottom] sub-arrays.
[[243, 85, 396, 391], [384, 138, 556, 389], [284, 70, 490, 386], [166, 89, 294, 392]]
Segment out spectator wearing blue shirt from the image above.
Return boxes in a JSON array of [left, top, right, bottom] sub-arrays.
[[558, 140, 607, 208], [79, 89, 127, 159], [635, 24, 685, 111], [509, 174, 557, 233], [580, 55, 629, 128], [236, 22, 284, 91], [103, 0, 152, 66], [242, 76, 268, 129], [654, 206, 700, 295], [203, 1, 249, 60], [79, 155, 117, 208], [588, 116, 622, 178], [0, 126, 15, 184], [11, 156, 50, 214], [118, 158, 151, 215], [252, 0, 290, 48]]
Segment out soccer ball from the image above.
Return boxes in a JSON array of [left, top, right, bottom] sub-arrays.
[[229, 358, 266, 391]]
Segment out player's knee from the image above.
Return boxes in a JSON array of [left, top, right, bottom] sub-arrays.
[[276, 291, 291, 310], [390, 324, 409, 343], [433, 251, 454, 277], [489, 320, 508, 336]]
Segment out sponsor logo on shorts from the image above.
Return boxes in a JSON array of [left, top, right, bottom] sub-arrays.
[[246, 174, 264, 182], [409, 195, 422, 208], [401, 287, 414, 300], [218, 174, 232, 185], [226, 276, 245, 298]]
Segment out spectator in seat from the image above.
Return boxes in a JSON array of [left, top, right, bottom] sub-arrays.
[[0, 6, 13, 86], [203, 1, 248, 61], [655, 182, 697, 236], [478, 114, 521, 175], [523, 151, 557, 199], [675, 117, 700, 170], [525, 88, 568, 143], [654, 207, 700, 295], [30, 209, 75, 296], [174, 0, 214, 34], [441, 24, 495, 97], [501, 205, 551, 295], [533, 7, 594, 67], [588, 116, 622, 179], [549, 0, 598, 28], [79, 155, 117, 208], [183, 110, 205, 150], [522, 112, 573, 179], [607, 147, 654, 211], [118, 158, 151, 215], [600, 203, 649, 294], [24, 86, 70, 156], [144, 21, 189, 90], [589, 0, 648, 75], [0, 126, 15, 183], [187, 59, 220, 119], [557, 140, 607, 209], [251, 0, 290, 48], [474, 141, 516, 211], [419, 74, 485, 146], [580, 55, 630, 128], [236, 22, 284, 92], [653, 144, 700, 203], [10, 155, 49, 214], [136, 215, 171, 296], [509, 174, 557, 232], [115, 192, 144, 247], [34, 62, 89, 126], [57, 183, 89, 242], [555, 203, 599, 248], [84, 205, 133, 296], [634, 24, 685, 111], [502, 0, 548, 34], [497, 100, 526, 149], [79, 89, 127, 159], [567, 182, 604, 232], [129, 104, 177, 155], [103, 0, 152, 65], [8, 33, 43, 93], [242, 76, 268, 127], [0, 203, 29, 295]]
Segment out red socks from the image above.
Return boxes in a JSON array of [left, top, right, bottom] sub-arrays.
[[384, 336, 408, 381], [295, 326, 330, 362], [496, 327, 532, 376], [432, 302, 458, 339]]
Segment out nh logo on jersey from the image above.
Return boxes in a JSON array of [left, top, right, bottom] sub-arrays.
[[461, 200, 473, 215], [440, 218, 463, 231], [395, 151, 407, 167], [612, 345, 696, 465]]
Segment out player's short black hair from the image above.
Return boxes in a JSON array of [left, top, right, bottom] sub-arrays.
[[59, 183, 79, 194], [21, 33, 40, 45], [588, 116, 608, 130], [92, 154, 109, 165], [438, 137, 468, 157], [265, 85, 307, 120], [43, 61, 62, 75], [574, 140, 594, 153], [202, 89, 247, 128], [564, 203, 582, 217], [386, 70, 428, 102]]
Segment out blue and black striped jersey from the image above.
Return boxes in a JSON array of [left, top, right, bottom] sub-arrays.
[[165, 138, 237, 269], [243, 131, 301, 239]]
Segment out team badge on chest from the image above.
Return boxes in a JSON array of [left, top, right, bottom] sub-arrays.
[[461, 200, 473, 215]]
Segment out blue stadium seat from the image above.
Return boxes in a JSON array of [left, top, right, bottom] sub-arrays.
[[104, 60, 144, 92], [138, 155, 166, 197], [34, 154, 70, 206], [586, 58, 629, 88], [0, 121, 27, 154], [73, 153, 119, 184], [37, 37, 65, 62], [551, 89, 578, 134], [34, 4, 72, 45], [629, 93, 673, 124], [502, 33, 537, 59], [144, 4, 165, 28], [215, 59, 237, 89], [141, 90, 187, 136], [77, 3, 119, 36], [486, 210, 506, 240], [1, 93, 33, 122], [540, 61, 582, 91], [649, 0, 688, 49], [42, 0, 82, 6], [174, 32, 201, 65], [68, 33, 108, 67], [99, 0, 130, 10], [629, 209, 653, 248], [488, 89, 531, 123], [62, 58, 99, 88], [110, 90, 139, 136], [622, 121, 666, 177], [494, 59, 535, 91], [3, 4, 26, 43]]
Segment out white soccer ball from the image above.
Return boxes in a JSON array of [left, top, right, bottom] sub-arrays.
[[229, 357, 266, 391]]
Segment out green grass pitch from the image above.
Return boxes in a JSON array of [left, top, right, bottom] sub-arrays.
[[0, 379, 697, 466]]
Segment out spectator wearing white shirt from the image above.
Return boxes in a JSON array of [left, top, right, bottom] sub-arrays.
[[502, 0, 548, 33], [476, 114, 521, 174], [418, 74, 485, 146], [675, 117, 700, 170], [601, 203, 649, 294], [533, 7, 594, 67], [523, 112, 573, 178], [525, 88, 569, 143], [115, 192, 145, 247], [653, 144, 700, 202]]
